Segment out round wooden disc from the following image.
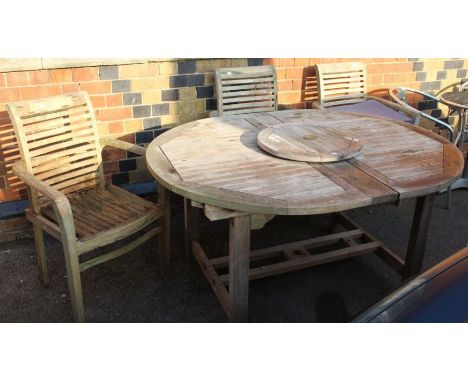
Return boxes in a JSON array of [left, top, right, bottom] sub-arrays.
[[257, 122, 363, 162], [440, 91, 468, 109]]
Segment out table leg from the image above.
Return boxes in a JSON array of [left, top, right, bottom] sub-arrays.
[[229, 214, 251, 322], [184, 198, 200, 259], [402, 194, 435, 280], [158, 184, 171, 279]]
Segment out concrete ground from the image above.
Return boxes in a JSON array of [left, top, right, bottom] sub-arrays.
[[0, 190, 467, 322]]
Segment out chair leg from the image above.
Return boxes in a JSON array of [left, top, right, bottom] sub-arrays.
[[158, 184, 171, 280], [63, 244, 85, 322], [33, 224, 49, 287]]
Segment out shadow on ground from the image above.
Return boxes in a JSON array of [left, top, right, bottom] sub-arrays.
[[1, 190, 467, 322]]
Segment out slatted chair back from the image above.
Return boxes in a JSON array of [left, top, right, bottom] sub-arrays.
[[315, 62, 367, 107], [7, 92, 103, 206], [214, 65, 277, 116]]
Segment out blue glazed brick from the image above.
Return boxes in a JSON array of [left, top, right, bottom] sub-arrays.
[[197, 86, 214, 99], [178, 60, 196, 74], [430, 81, 441, 90], [143, 117, 161, 130], [416, 72, 426, 81], [169, 75, 187, 88], [162, 89, 179, 101], [111, 173, 129, 185], [418, 101, 428, 110], [420, 82, 431, 92], [123, 92, 142, 105], [127, 149, 143, 158], [206, 98, 217, 110], [119, 158, 137, 172], [187, 74, 205, 86], [412, 62, 424, 71], [133, 105, 151, 118], [444, 60, 464, 70], [112, 80, 131, 93], [152, 103, 170, 116], [457, 69, 467, 78], [99, 65, 119, 80], [248, 58, 264, 66], [436, 71, 447, 80], [152, 127, 167, 138], [135, 131, 153, 144], [431, 109, 442, 118], [427, 100, 438, 109]]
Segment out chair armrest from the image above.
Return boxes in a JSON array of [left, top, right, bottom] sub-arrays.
[[311, 101, 326, 110], [13, 161, 67, 204], [366, 95, 421, 120], [100, 137, 146, 156], [12, 161, 75, 236]]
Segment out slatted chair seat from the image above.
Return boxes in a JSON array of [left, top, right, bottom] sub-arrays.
[[7, 92, 170, 322], [40, 186, 160, 241]]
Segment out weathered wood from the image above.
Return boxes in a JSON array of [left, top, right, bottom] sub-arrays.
[[209, 228, 364, 269], [315, 62, 367, 107], [257, 121, 363, 162], [33, 224, 49, 286], [192, 241, 230, 314], [145, 108, 463, 321], [228, 215, 251, 322], [7, 92, 168, 322], [158, 184, 171, 279], [201, 203, 274, 229], [146, 109, 462, 216], [184, 198, 200, 259], [440, 91, 468, 109], [313, 62, 417, 118], [0, 216, 32, 243], [220, 241, 380, 283], [403, 193, 435, 279], [336, 214, 405, 274], [79, 227, 161, 272], [215, 65, 277, 116]]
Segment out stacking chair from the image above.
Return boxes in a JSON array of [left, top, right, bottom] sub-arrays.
[[389, 87, 457, 208], [212, 65, 277, 116], [7, 92, 170, 322], [388, 87, 455, 142], [312, 62, 418, 123]]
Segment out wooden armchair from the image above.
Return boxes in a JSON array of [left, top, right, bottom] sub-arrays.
[[211, 65, 277, 117], [7, 92, 170, 322], [312, 62, 419, 123]]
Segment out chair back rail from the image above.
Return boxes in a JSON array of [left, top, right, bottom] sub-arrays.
[[214, 65, 277, 116], [315, 62, 367, 107], [7, 92, 104, 207]]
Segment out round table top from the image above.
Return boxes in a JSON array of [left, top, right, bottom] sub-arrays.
[[146, 109, 464, 215], [441, 91, 468, 109], [256, 121, 363, 162]]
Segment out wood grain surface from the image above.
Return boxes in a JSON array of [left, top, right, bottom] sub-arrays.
[[440, 91, 468, 109], [257, 121, 362, 162], [146, 109, 464, 215]]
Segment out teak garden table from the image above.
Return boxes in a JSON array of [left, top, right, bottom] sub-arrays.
[[146, 109, 463, 322]]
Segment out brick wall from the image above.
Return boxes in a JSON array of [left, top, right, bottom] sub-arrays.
[[267, 58, 467, 110], [0, 57, 467, 204]]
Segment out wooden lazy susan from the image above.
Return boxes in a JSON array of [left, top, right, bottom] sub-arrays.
[[257, 121, 363, 162]]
